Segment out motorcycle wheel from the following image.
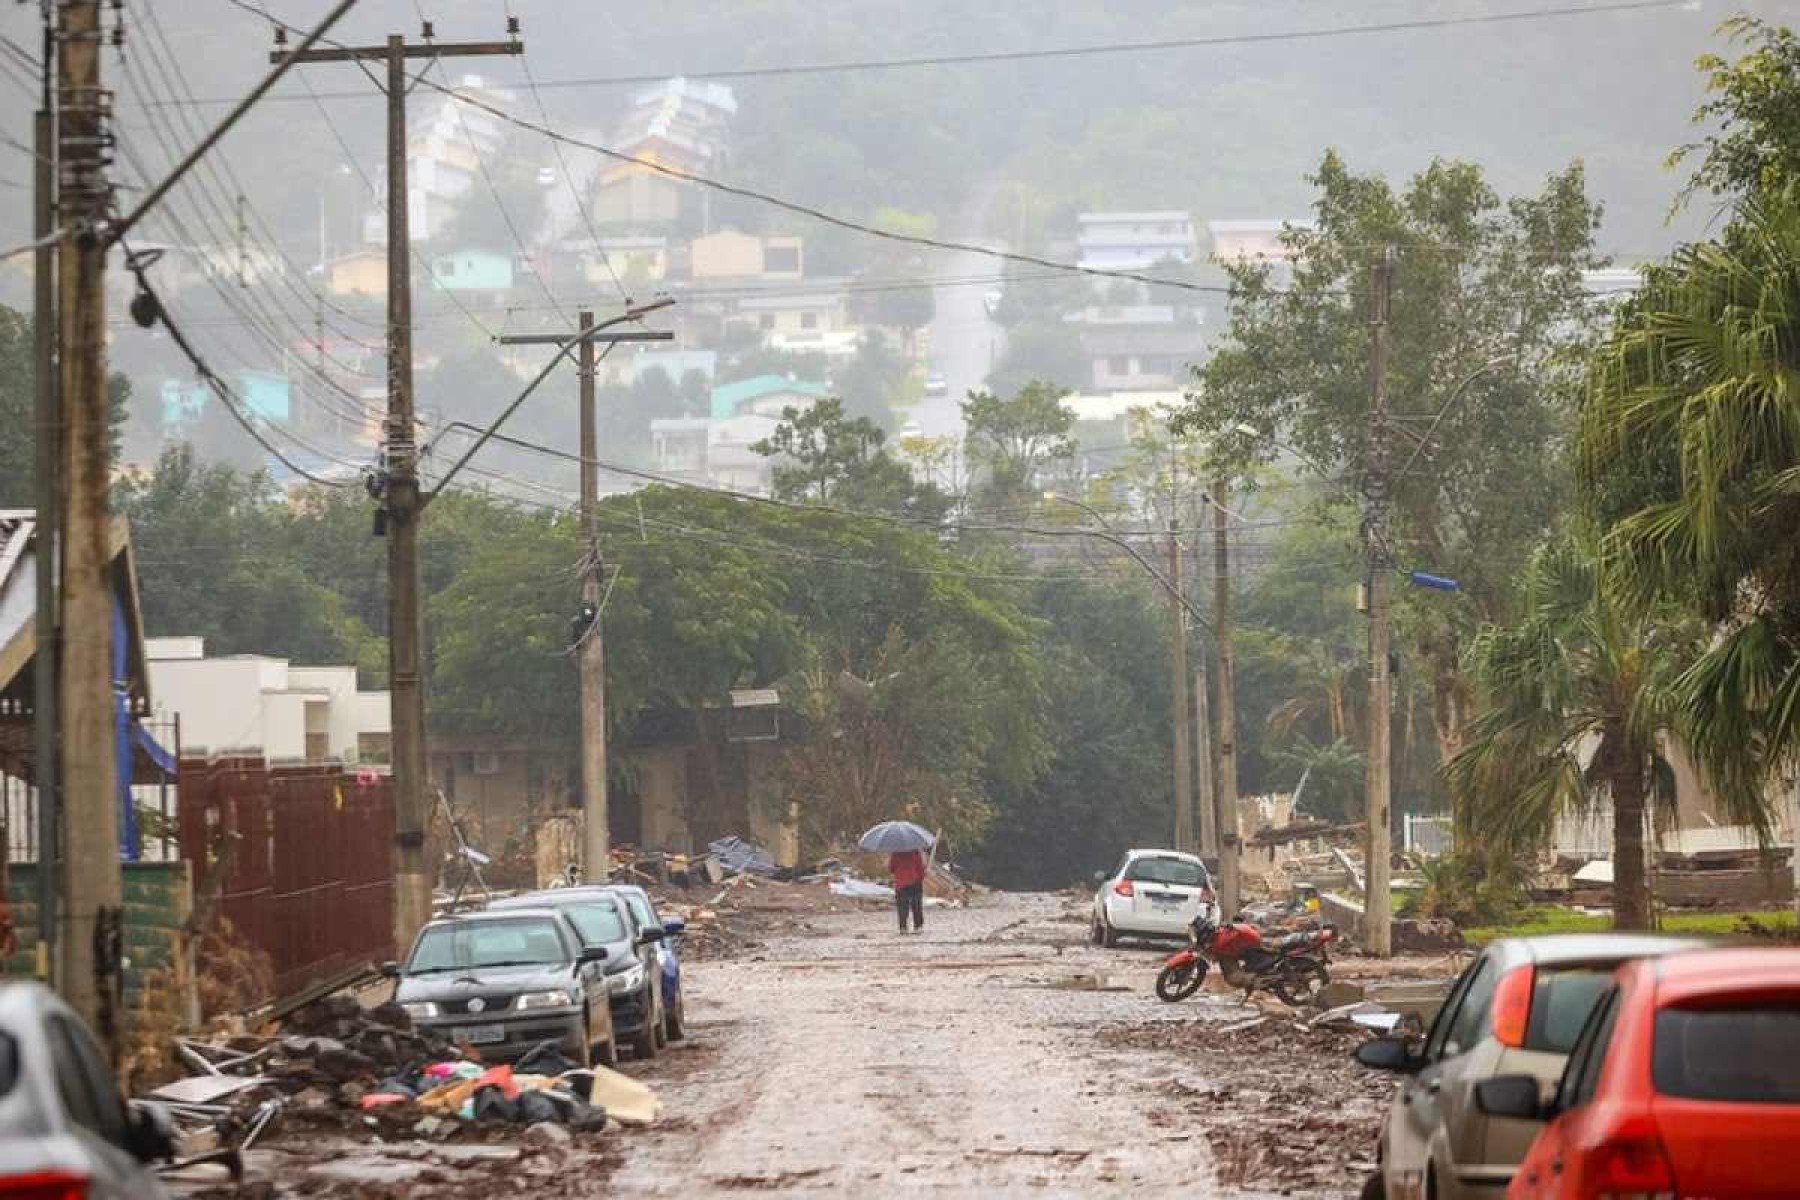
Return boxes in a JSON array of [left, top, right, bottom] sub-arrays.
[[1273, 959, 1330, 1007], [1154, 959, 1207, 1003]]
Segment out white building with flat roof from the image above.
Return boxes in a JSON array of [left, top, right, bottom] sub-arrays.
[[146, 636, 390, 764], [1076, 212, 1198, 272]]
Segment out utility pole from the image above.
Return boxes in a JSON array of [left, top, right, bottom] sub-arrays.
[[32, 40, 59, 986], [1362, 247, 1397, 958], [495, 317, 671, 883], [57, 0, 124, 1050], [280, 24, 522, 956], [1211, 477, 1242, 917], [1188, 525, 1217, 857], [1167, 520, 1195, 853]]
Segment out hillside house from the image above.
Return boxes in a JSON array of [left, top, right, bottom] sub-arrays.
[[709, 374, 831, 420], [430, 248, 515, 293], [690, 229, 804, 280], [1068, 306, 1206, 391], [1076, 212, 1197, 272]]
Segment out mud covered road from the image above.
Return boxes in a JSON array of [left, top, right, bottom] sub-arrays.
[[610, 892, 1389, 1198]]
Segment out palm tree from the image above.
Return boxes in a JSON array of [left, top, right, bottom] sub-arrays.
[[1579, 186, 1800, 832], [1444, 532, 1700, 930]]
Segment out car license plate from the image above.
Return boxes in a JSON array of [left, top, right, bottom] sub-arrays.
[[1149, 893, 1181, 909], [453, 1024, 505, 1045]]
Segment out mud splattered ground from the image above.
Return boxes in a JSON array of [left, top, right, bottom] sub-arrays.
[[196, 892, 1413, 1198]]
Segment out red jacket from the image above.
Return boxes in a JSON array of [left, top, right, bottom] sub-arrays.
[[889, 850, 926, 889]]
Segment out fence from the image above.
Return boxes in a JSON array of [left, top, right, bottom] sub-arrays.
[[1403, 813, 1454, 858], [178, 756, 394, 997]]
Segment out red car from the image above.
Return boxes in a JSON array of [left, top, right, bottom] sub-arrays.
[[1476, 946, 1800, 1199]]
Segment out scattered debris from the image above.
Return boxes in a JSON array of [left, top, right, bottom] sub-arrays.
[[709, 835, 779, 878]]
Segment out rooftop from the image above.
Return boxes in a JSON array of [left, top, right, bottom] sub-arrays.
[[1078, 211, 1193, 224], [710, 374, 832, 419]]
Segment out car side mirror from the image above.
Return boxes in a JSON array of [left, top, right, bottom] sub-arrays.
[[662, 918, 686, 937], [1476, 1075, 1551, 1121], [378, 960, 401, 979], [127, 1101, 176, 1163], [637, 927, 666, 945], [579, 946, 609, 964], [1354, 1037, 1423, 1075]]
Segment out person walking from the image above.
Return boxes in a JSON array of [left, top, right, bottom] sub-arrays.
[[890, 848, 926, 933]]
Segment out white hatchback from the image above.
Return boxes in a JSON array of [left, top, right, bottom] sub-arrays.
[[1091, 849, 1218, 946]]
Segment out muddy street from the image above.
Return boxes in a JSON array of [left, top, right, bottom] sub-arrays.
[[609, 892, 1383, 1198]]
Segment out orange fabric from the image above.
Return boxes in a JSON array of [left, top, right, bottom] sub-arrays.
[[889, 850, 926, 889]]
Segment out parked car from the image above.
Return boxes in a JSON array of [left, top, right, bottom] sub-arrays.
[[392, 908, 617, 1067], [1477, 946, 1800, 1199], [602, 884, 688, 1043], [1354, 933, 1704, 1200], [488, 887, 666, 1060], [0, 982, 176, 1198], [1090, 849, 1218, 946], [923, 371, 948, 396]]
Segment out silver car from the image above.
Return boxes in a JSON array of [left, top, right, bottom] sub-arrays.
[[1355, 933, 1703, 1200], [0, 982, 174, 1198]]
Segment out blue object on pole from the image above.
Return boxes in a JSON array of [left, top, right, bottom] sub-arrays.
[[1408, 571, 1461, 592]]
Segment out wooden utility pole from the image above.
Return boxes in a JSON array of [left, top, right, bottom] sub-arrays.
[[56, 0, 124, 1049], [1167, 521, 1195, 853], [1362, 247, 1397, 957], [32, 66, 59, 985], [495, 318, 671, 882], [280, 25, 522, 956], [1211, 477, 1242, 917]]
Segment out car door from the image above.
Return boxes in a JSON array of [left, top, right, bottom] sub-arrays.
[[1511, 986, 1621, 1198], [1386, 952, 1493, 1196], [45, 1014, 156, 1199]]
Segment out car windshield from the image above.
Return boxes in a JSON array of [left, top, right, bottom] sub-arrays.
[[560, 901, 628, 944], [1653, 1004, 1800, 1103], [407, 918, 568, 973], [1525, 967, 1616, 1053], [1125, 857, 1206, 887]]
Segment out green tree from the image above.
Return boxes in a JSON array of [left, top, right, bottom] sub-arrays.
[[0, 303, 132, 507], [1444, 531, 1703, 930], [752, 398, 948, 519], [1671, 17, 1800, 204], [962, 381, 1076, 508], [1175, 151, 1604, 763]]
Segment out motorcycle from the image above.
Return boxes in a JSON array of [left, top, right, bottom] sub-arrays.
[[1154, 914, 1336, 1006]]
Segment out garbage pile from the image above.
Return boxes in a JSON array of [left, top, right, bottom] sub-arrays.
[[143, 992, 659, 1160]]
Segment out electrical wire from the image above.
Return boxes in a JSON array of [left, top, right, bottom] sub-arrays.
[[179, 0, 1689, 106]]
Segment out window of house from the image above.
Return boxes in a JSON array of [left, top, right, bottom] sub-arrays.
[[1107, 355, 1130, 376], [801, 312, 818, 330], [1141, 356, 1174, 377], [759, 314, 775, 331], [764, 246, 799, 273]]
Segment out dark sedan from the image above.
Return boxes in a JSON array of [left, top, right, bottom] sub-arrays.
[[393, 909, 617, 1067], [489, 887, 668, 1060]]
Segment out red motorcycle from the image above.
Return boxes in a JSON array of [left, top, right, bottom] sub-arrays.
[[1154, 914, 1336, 1006]]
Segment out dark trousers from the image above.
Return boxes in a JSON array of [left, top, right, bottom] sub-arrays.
[[895, 882, 924, 930]]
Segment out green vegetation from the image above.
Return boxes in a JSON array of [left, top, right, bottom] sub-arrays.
[[1464, 909, 1800, 946]]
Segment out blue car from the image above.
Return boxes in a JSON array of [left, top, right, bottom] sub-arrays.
[[602, 884, 687, 1041]]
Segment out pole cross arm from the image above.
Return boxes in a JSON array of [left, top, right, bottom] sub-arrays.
[[419, 298, 674, 509], [495, 330, 672, 346], [272, 39, 522, 63]]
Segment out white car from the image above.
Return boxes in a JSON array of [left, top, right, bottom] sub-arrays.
[[1091, 849, 1218, 946]]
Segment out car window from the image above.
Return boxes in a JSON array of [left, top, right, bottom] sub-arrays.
[[1558, 987, 1621, 1111], [560, 901, 628, 944], [1441, 956, 1498, 1059], [1525, 967, 1616, 1054], [1425, 956, 1483, 1061], [1124, 857, 1209, 887], [1653, 1004, 1800, 1103], [0, 1031, 16, 1098], [408, 918, 570, 971], [48, 1016, 129, 1147], [623, 893, 656, 930]]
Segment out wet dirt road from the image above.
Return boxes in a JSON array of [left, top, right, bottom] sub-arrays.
[[613, 892, 1354, 1198]]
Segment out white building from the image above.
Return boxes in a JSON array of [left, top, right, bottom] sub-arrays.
[[146, 636, 391, 764], [1076, 212, 1198, 272], [359, 75, 518, 245]]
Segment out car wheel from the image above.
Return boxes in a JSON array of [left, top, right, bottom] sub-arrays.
[[1089, 917, 1105, 946], [665, 986, 687, 1042], [632, 988, 660, 1060], [1100, 918, 1120, 949]]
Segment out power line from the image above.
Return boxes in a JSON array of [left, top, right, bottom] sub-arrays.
[[176, 0, 1688, 106]]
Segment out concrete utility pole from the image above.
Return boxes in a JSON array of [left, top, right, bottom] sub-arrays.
[[1192, 522, 1217, 858], [1362, 247, 1397, 958], [32, 52, 59, 986], [281, 26, 521, 957], [1211, 477, 1242, 917], [1167, 520, 1195, 854], [56, 0, 125, 1050], [495, 317, 672, 883]]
